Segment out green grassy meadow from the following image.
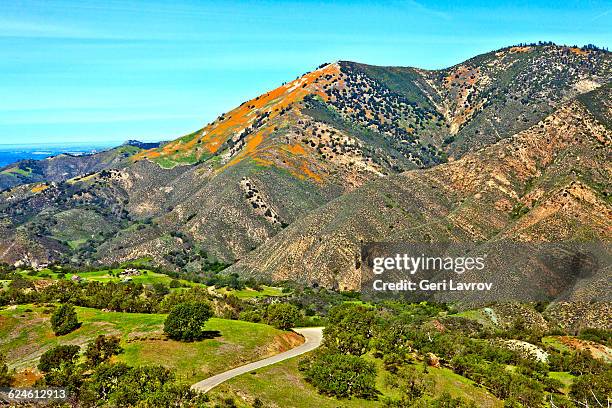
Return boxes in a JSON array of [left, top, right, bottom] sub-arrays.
[[216, 352, 504, 408], [0, 304, 298, 384]]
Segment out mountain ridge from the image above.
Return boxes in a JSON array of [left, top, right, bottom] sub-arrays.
[[0, 44, 609, 296]]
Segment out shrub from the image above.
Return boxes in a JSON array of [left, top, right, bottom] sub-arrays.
[[239, 310, 263, 323], [300, 353, 378, 399], [50, 304, 80, 336], [164, 302, 213, 341], [570, 369, 612, 406], [0, 353, 13, 387], [85, 335, 123, 367], [265, 303, 300, 330], [323, 303, 376, 355], [38, 345, 81, 372]]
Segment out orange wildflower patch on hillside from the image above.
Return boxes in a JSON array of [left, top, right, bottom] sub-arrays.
[[569, 47, 588, 56], [299, 162, 323, 183], [31, 184, 49, 193], [286, 143, 306, 155], [136, 63, 341, 165], [509, 46, 532, 53]]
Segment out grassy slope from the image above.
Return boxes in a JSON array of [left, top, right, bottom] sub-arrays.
[[0, 304, 295, 384], [218, 354, 379, 408], [18, 269, 189, 287], [18, 269, 286, 299], [215, 285, 288, 299], [218, 352, 503, 408]]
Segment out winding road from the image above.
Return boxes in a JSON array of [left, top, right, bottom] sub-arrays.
[[191, 327, 323, 393]]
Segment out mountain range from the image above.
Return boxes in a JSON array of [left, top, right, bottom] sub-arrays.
[[0, 43, 610, 303]]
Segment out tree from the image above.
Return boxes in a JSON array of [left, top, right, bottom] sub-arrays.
[[300, 353, 378, 399], [50, 304, 80, 336], [0, 353, 13, 387], [384, 366, 432, 405], [323, 303, 376, 355], [38, 345, 80, 372], [85, 335, 123, 367], [570, 369, 612, 407], [152, 282, 169, 296], [163, 302, 213, 341], [265, 303, 300, 330]]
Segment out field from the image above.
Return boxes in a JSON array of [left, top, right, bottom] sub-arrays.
[[18, 269, 188, 286], [215, 352, 503, 408], [217, 354, 380, 408], [0, 304, 302, 385], [16, 268, 288, 299], [215, 285, 289, 299]]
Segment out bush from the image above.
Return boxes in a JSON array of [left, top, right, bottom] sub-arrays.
[[570, 369, 612, 406], [239, 310, 263, 323], [0, 353, 13, 387], [323, 303, 376, 355], [164, 302, 213, 341], [300, 353, 378, 399], [38, 345, 80, 373], [50, 304, 80, 336], [85, 335, 123, 367], [265, 303, 300, 330]]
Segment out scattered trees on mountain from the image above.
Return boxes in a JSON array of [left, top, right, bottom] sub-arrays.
[[50, 304, 80, 336], [163, 302, 213, 341]]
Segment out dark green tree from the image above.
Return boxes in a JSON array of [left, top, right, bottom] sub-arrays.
[[85, 335, 123, 367], [570, 369, 612, 407], [323, 303, 376, 355], [0, 353, 13, 387], [50, 304, 80, 336], [38, 345, 80, 372], [163, 302, 213, 341], [265, 303, 300, 330], [300, 353, 378, 399]]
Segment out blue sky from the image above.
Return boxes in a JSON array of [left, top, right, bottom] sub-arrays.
[[0, 0, 610, 146]]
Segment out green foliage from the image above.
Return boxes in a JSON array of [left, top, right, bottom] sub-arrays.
[[85, 335, 123, 367], [323, 303, 376, 355], [163, 302, 213, 341], [382, 366, 433, 406], [0, 353, 13, 387], [510, 202, 529, 219], [577, 327, 611, 347], [300, 353, 378, 399], [152, 282, 170, 296], [169, 279, 182, 288], [79, 362, 208, 407], [36, 361, 84, 396], [240, 309, 263, 323], [569, 368, 612, 406], [38, 345, 80, 373], [50, 304, 80, 336], [265, 303, 300, 330]]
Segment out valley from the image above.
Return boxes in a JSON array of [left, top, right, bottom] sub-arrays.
[[0, 42, 610, 407]]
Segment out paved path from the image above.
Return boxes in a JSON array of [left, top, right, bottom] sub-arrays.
[[191, 327, 323, 393]]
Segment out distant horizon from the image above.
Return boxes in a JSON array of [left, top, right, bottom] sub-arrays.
[[0, 139, 161, 147], [1, 0, 610, 145]]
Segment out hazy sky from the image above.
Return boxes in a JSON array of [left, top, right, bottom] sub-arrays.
[[1, 0, 610, 145]]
